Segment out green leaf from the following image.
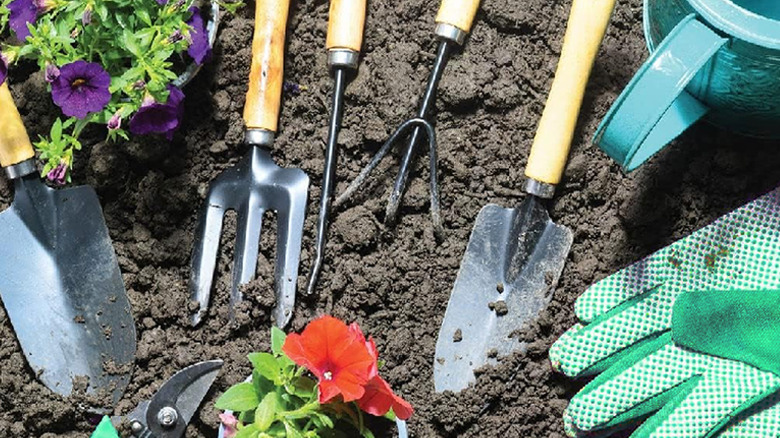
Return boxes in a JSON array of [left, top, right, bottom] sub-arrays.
[[291, 376, 316, 398], [283, 421, 304, 438], [50, 119, 62, 143], [254, 392, 279, 431], [271, 327, 286, 356], [235, 423, 260, 438], [238, 408, 255, 424], [248, 352, 281, 383], [136, 9, 152, 26], [122, 29, 141, 56], [215, 382, 260, 412], [252, 370, 275, 396]]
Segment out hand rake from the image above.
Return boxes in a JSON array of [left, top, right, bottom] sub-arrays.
[[334, 0, 481, 233], [190, 0, 309, 328]]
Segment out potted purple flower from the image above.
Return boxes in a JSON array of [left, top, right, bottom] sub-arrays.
[[0, 0, 239, 183]]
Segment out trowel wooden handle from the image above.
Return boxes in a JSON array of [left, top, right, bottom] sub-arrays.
[[525, 0, 616, 185], [0, 83, 34, 168], [326, 0, 367, 52], [435, 0, 480, 33], [243, 0, 291, 132]]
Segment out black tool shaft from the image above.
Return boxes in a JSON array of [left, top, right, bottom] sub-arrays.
[[307, 67, 348, 295], [386, 40, 454, 223]]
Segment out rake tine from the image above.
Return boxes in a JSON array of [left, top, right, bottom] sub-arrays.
[[336, 118, 440, 231], [190, 200, 226, 326], [272, 172, 308, 328], [228, 201, 265, 321]]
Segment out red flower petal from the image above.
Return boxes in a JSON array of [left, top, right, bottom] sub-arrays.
[[349, 322, 379, 378], [357, 376, 414, 420], [282, 316, 376, 403]]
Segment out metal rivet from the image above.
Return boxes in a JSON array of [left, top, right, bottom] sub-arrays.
[[157, 406, 179, 428]]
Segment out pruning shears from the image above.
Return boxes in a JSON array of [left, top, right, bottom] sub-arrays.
[[109, 360, 223, 438]]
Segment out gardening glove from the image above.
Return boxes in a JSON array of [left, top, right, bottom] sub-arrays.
[[549, 187, 780, 437]]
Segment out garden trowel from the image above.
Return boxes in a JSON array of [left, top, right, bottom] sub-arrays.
[[189, 0, 309, 328], [0, 83, 135, 402], [434, 0, 616, 392]]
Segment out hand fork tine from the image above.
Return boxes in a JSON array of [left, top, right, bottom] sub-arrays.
[[189, 0, 308, 328]]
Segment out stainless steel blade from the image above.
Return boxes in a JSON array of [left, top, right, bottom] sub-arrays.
[[190, 146, 308, 328], [0, 176, 136, 402], [434, 197, 573, 392]]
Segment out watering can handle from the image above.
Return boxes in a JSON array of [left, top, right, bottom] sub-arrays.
[[243, 0, 290, 133], [326, 0, 367, 52], [525, 0, 616, 187], [593, 15, 727, 171], [0, 83, 34, 168], [436, 0, 480, 34]]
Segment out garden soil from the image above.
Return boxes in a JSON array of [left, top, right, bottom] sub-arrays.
[[3, 0, 780, 436]]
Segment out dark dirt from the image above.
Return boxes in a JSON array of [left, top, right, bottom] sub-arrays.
[[3, 0, 780, 436]]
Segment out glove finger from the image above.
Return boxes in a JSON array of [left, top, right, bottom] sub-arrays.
[[630, 360, 780, 438], [719, 390, 780, 438], [565, 337, 705, 434], [552, 285, 675, 377], [576, 189, 780, 323]]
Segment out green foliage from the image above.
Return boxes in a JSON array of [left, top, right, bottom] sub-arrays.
[[215, 328, 379, 438], [0, 0, 241, 180]]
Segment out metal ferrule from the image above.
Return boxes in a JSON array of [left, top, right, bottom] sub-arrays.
[[4, 158, 36, 180], [328, 49, 359, 71], [523, 178, 556, 199], [435, 23, 467, 46], [244, 129, 275, 147]]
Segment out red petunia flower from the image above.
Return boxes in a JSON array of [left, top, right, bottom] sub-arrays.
[[283, 316, 376, 403], [358, 375, 414, 420], [349, 322, 379, 379]]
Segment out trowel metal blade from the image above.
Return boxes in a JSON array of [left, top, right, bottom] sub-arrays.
[[434, 197, 573, 392], [0, 176, 136, 402]]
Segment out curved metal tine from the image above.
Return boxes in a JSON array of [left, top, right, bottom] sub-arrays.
[[335, 118, 434, 208], [384, 118, 439, 226], [190, 199, 226, 326], [423, 121, 443, 238], [228, 200, 265, 320], [273, 172, 308, 328]]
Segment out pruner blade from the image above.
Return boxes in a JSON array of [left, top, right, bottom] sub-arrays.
[[126, 360, 223, 438]]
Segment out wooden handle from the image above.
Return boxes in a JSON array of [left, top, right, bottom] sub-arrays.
[[525, 0, 616, 185], [326, 0, 367, 52], [435, 0, 480, 33], [0, 83, 34, 168], [243, 0, 291, 132]]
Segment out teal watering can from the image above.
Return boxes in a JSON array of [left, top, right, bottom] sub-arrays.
[[595, 0, 780, 171]]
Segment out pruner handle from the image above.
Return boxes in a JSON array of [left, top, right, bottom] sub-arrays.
[[243, 0, 291, 133], [0, 83, 34, 168]]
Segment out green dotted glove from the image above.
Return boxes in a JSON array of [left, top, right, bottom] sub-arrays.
[[550, 188, 780, 438]]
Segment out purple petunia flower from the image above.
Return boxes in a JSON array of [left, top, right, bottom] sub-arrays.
[[168, 29, 183, 44], [51, 61, 111, 119], [82, 7, 92, 25], [44, 63, 60, 83], [0, 54, 8, 86], [8, 0, 38, 40], [46, 161, 67, 186], [107, 111, 121, 130], [128, 85, 185, 140], [186, 7, 211, 65]]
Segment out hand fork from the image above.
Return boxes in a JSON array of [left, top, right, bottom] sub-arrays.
[[190, 0, 309, 328]]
